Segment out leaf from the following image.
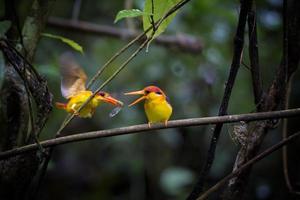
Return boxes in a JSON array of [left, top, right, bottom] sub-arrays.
[[0, 20, 11, 37], [143, 0, 181, 39], [41, 33, 84, 54], [114, 9, 149, 23]]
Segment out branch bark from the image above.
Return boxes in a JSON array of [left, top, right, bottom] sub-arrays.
[[0, 108, 300, 160], [47, 17, 203, 54]]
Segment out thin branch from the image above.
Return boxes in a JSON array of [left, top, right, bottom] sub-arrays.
[[197, 130, 300, 200], [186, 0, 253, 199], [0, 108, 300, 160], [248, 6, 263, 107], [86, 31, 146, 89], [150, 0, 156, 32], [47, 17, 203, 54], [282, 0, 300, 195], [282, 81, 300, 195]]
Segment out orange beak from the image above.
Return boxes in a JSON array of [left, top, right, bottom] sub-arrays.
[[102, 96, 124, 107], [124, 90, 146, 107]]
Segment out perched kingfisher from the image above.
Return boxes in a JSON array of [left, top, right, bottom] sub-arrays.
[[56, 53, 123, 118], [125, 85, 172, 127]]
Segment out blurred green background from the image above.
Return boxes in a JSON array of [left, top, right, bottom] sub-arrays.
[[4, 0, 300, 199]]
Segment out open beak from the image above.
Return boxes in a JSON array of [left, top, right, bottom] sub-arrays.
[[102, 96, 124, 107], [124, 90, 146, 107]]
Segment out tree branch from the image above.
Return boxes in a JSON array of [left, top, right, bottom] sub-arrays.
[[186, 0, 253, 199], [197, 130, 300, 200], [222, 0, 300, 198], [47, 17, 203, 54], [0, 108, 300, 160]]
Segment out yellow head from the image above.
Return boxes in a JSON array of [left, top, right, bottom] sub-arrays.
[[125, 86, 172, 126], [124, 86, 167, 106]]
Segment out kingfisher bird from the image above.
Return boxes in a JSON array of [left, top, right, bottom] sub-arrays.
[[56, 52, 123, 118], [125, 86, 172, 127]]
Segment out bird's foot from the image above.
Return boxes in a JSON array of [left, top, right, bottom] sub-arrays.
[[164, 120, 168, 127], [148, 122, 152, 128], [71, 108, 80, 116]]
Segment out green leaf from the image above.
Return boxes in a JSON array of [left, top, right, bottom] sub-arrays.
[[143, 0, 181, 39], [114, 9, 149, 23], [41, 33, 84, 54], [0, 20, 11, 37]]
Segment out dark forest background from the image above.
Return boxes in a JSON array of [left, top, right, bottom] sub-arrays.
[[0, 0, 300, 200]]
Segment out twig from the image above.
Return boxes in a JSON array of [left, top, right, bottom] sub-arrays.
[[281, 0, 300, 195], [186, 0, 253, 199], [0, 108, 300, 160], [248, 6, 263, 107], [47, 17, 203, 54], [150, 0, 156, 32], [197, 130, 300, 200], [86, 31, 146, 89], [282, 81, 300, 195]]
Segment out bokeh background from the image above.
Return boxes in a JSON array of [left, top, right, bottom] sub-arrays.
[[12, 0, 300, 199]]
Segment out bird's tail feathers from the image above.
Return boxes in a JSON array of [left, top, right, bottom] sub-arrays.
[[55, 102, 67, 110]]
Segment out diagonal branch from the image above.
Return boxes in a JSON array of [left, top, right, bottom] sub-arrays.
[[186, 0, 253, 199], [0, 108, 300, 160], [197, 130, 300, 200]]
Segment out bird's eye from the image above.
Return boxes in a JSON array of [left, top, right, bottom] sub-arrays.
[[145, 90, 150, 94], [99, 92, 105, 97], [155, 91, 162, 95]]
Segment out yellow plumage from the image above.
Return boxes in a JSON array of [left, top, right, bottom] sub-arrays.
[[125, 85, 172, 126], [65, 91, 100, 118], [56, 52, 123, 118], [144, 93, 172, 124]]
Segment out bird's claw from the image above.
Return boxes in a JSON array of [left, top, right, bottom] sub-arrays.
[[164, 120, 168, 127]]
